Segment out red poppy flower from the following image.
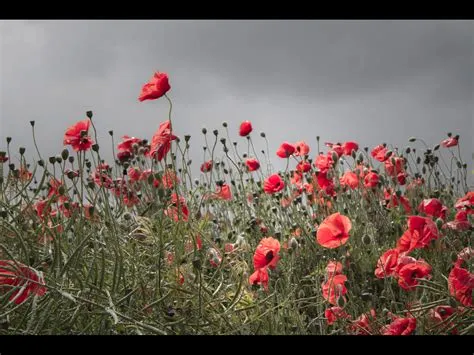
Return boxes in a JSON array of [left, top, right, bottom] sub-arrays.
[[263, 174, 285, 194], [342, 141, 359, 156], [117, 135, 142, 153], [127, 167, 142, 184], [0, 260, 47, 305], [249, 267, 269, 290], [454, 191, 474, 213], [325, 306, 351, 325], [296, 160, 311, 173], [429, 305, 458, 334], [63, 119, 94, 152], [397, 172, 407, 186], [200, 160, 213, 173], [276, 142, 296, 158], [350, 309, 376, 335], [162, 169, 179, 189], [397, 260, 432, 290], [165, 193, 189, 222], [253, 237, 280, 269], [294, 141, 310, 156], [245, 158, 260, 172], [396, 216, 439, 253], [340, 171, 359, 189], [117, 150, 133, 163], [325, 142, 343, 157], [448, 265, 473, 307], [316, 212, 352, 249], [441, 137, 458, 148], [215, 183, 232, 200], [375, 248, 400, 279], [382, 316, 416, 335], [418, 198, 448, 220], [47, 178, 68, 203], [326, 260, 343, 277], [138, 72, 171, 102], [0, 153, 8, 163], [314, 154, 333, 172], [371, 144, 389, 162], [322, 274, 347, 305], [384, 156, 405, 177], [364, 171, 379, 188], [239, 121, 253, 137], [149, 120, 177, 162]]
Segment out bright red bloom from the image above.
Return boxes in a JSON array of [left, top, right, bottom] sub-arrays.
[[342, 141, 359, 156], [384, 156, 405, 177], [239, 121, 253, 137], [253, 237, 280, 269], [397, 172, 407, 186], [322, 274, 347, 305], [314, 154, 333, 173], [384, 190, 412, 214], [249, 267, 269, 290], [245, 158, 260, 172], [448, 265, 473, 307], [340, 171, 359, 189], [263, 174, 285, 194], [63, 119, 93, 152], [296, 160, 311, 173], [0, 260, 47, 305], [138, 72, 171, 102], [371, 144, 389, 162], [316, 212, 352, 249], [364, 171, 379, 188], [149, 120, 177, 162], [276, 142, 296, 158], [418, 198, 448, 220], [117, 150, 132, 163], [397, 260, 432, 291], [325, 307, 351, 325], [127, 167, 142, 184], [200, 160, 213, 173], [441, 137, 458, 148], [215, 183, 232, 200], [47, 178, 68, 203], [0, 153, 8, 163], [325, 142, 343, 157], [165, 194, 189, 222], [117, 135, 142, 153], [382, 316, 416, 335], [294, 141, 310, 157], [375, 248, 400, 279], [396, 216, 440, 253]]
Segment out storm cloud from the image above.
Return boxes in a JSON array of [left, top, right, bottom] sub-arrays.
[[1, 20, 473, 185]]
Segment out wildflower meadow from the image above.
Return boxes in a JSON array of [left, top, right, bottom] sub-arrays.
[[0, 71, 472, 335]]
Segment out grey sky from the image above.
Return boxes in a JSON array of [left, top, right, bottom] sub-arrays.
[[1, 20, 473, 185]]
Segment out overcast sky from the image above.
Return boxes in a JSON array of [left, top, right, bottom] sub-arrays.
[[1, 20, 473, 185]]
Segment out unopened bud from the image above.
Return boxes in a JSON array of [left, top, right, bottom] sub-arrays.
[[92, 144, 99, 152], [86, 111, 93, 119], [19, 147, 25, 155], [202, 127, 207, 134], [408, 137, 416, 142]]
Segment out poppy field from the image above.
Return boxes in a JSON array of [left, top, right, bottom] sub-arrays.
[[0, 72, 472, 335]]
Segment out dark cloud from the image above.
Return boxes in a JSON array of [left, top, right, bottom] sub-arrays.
[[1, 20, 472, 185]]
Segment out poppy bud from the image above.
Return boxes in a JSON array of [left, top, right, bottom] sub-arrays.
[[86, 111, 93, 119], [433, 144, 440, 151], [87, 181, 95, 189], [435, 218, 443, 230], [0, 209, 7, 219], [408, 137, 416, 142], [384, 150, 393, 159], [362, 235, 371, 245], [316, 136, 320, 142], [6, 137, 12, 144], [422, 166, 426, 174], [213, 129, 218, 136], [447, 132, 452, 137], [38, 159, 44, 167], [48, 156, 56, 164], [29, 120, 35, 127], [260, 132, 266, 138], [456, 161, 462, 169], [220, 138, 226, 145], [201, 127, 207, 135], [19, 147, 25, 155], [405, 147, 411, 154], [222, 121, 228, 127], [55, 156, 62, 164], [361, 292, 372, 301]]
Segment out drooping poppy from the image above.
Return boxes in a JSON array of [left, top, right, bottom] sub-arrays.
[[138, 71, 171, 102], [418, 198, 448, 220], [249, 267, 269, 290], [149, 120, 177, 162], [342, 141, 359, 156], [371, 144, 389, 162], [245, 158, 260, 172], [441, 136, 458, 148], [0, 260, 47, 305]]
